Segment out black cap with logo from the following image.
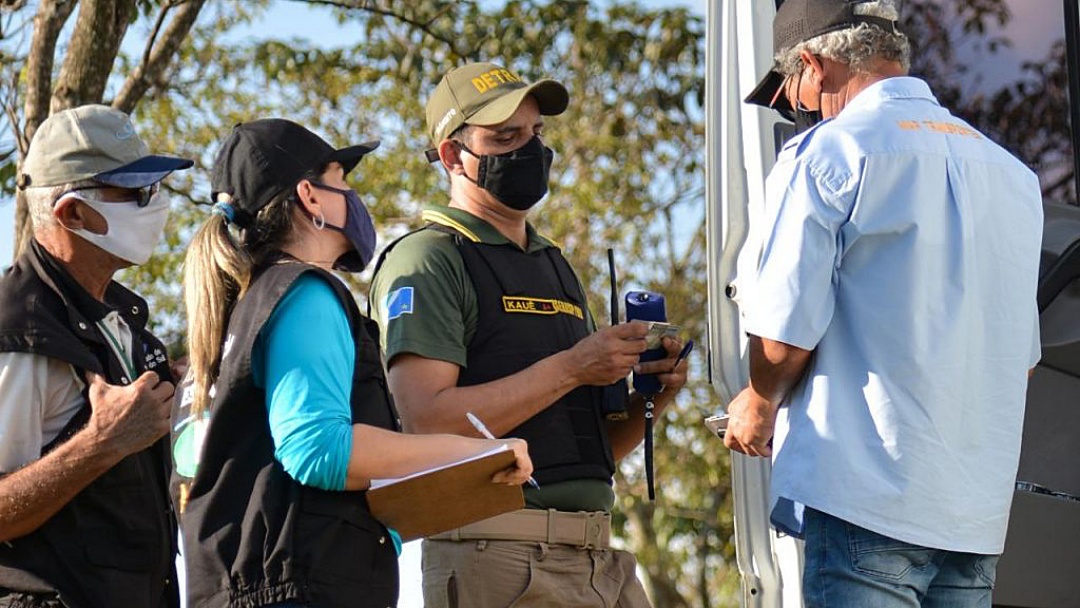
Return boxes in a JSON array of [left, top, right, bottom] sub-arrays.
[[210, 119, 379, 228], [745, 0, 899, 113]]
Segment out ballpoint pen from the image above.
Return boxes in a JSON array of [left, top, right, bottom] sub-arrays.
[[466, 411, 540, 489], [658, 339, 694, 394], [672, 339, 695, 372]]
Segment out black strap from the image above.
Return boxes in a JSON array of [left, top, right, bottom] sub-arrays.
[[644, 396, 656, 501]]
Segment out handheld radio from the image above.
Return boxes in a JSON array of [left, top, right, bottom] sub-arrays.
[[624, 290, 667, 500], [625, 291, 667, 395]]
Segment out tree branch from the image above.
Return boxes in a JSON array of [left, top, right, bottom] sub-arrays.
[[1043, 167, 1076, 199], [113, 0, 208, 114], [52, 0, 137, 112], [285, 0, 473, 59], [3, 68, 22, 152]]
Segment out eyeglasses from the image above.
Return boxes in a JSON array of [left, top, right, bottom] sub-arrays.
[[771, 69, 814, 123], [55, 182, 160, 208]]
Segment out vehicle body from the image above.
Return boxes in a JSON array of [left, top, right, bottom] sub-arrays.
[[705, 1, 1080, 606]]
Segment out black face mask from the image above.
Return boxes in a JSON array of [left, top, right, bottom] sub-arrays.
[[457, 136, 554, 211], [793, 101, 823, 133], [776, 66, 823, 134]]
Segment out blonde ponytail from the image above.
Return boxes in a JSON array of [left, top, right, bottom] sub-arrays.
[[183, 213, 252, 418]]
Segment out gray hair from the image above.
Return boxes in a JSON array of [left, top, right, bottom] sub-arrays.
[[775, 0, 910, 77], [24, 179, 100, 230]]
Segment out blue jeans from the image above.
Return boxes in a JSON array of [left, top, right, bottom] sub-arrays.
[[803, 508, 998, 608]]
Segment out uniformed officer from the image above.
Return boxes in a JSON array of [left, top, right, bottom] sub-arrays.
[[370, 63, 689, 607], [0, 105, 193, 607]]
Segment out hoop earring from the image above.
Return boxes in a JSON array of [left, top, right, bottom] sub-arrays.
[[313, 212, 326, 231]]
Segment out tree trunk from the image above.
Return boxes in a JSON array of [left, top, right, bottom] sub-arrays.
[[624, 498, 692, 608], [51, 0, 136, 112], [13, 0, 77, 261]]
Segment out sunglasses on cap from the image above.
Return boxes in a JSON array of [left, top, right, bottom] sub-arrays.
[[55, 182, 161, 208]]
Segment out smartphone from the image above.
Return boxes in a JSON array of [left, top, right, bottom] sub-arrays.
[[704, 414, 729, 439]]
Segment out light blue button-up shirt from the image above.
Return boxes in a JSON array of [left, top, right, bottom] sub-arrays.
[[741, 77, 1043, 554]]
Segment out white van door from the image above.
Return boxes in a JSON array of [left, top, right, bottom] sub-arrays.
[[707, 1, 1080, 607]]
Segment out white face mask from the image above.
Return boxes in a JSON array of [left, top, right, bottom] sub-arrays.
[[60, 190, 170, 265]]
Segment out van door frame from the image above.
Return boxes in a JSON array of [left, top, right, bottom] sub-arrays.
[[1065, 0, 1080, 197]]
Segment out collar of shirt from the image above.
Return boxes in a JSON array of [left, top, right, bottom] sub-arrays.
[[840, 76, 939, 117], [421, 204, 559, 254]]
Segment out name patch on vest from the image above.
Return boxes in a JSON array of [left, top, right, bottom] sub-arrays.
[[502, 296, 583, 319]]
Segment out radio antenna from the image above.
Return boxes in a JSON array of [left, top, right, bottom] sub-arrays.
[[607, 248, 619, 325]]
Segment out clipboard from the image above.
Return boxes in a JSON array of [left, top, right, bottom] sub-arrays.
[[366, 446, 525, 542]]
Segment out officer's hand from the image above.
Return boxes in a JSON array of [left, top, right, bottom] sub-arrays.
[[634, 336, 689, 394], [86, 371, 174, 457], [490, 438, 534, 486], [566, 322, 648, 386], [723, 386, 777, 457]]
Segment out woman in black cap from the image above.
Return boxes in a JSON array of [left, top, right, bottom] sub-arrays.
[[174, 119, 531, 608]]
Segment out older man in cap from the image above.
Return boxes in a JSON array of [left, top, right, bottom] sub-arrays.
[[370, 63, 688, 606], [0, 105, 192, 608], [725, 0, 1043, 606]]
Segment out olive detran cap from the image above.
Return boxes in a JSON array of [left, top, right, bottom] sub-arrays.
[[425, 62, 569, 144]]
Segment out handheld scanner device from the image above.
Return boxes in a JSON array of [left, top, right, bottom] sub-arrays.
[[625, 291, 666, 395]]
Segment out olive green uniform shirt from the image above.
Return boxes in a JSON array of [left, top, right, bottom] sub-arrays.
[[371, 205, 614, 512]]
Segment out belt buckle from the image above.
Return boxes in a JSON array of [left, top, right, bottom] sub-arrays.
[[580, 512, 606, 549]]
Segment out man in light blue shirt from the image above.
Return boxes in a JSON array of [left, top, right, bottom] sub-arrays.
[[726, 0, 1043, 606]]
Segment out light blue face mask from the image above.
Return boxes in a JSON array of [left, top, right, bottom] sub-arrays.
[[308, 181, 377, 273]]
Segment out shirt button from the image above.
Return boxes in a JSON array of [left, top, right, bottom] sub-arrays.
[[121, 377, 129, 385], [78, 322, 87, 330], [379, 536, 386, 544]]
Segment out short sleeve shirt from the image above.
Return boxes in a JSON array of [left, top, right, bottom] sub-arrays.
[[0, 353, 84, 472], [370, 206, 563, 367], [741, 77, 1044, 554], [370, 205, 614, 513], [0, 310, 133, 473]]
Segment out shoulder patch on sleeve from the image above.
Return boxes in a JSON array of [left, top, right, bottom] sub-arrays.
[[385, 286, 415, 321]]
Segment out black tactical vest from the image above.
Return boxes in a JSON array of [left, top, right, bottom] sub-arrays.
[[0, 240, 177, 608], [418, 225, 616, 485], [179, 260, 400, 608]]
